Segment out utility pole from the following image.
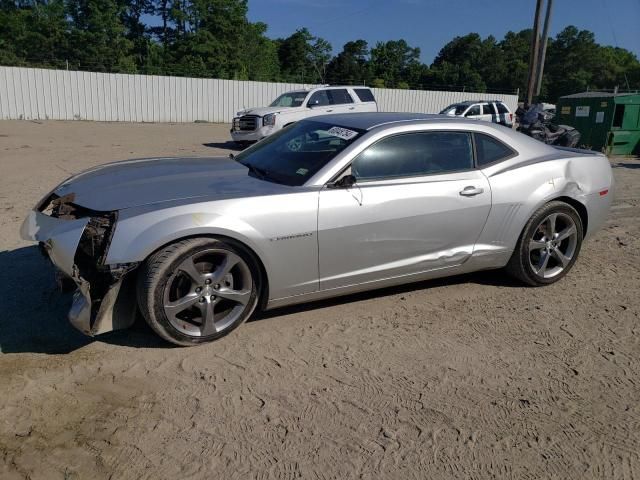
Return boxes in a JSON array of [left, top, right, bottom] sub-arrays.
[[525, 0, 544, 106], [534, 0, 554, 96]]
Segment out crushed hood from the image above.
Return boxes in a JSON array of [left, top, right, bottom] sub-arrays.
[[53, 157, 291, 211]]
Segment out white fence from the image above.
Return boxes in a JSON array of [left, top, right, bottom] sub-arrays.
[[0, 66, 518, 123]]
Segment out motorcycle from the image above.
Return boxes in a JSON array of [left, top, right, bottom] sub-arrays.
[[516, 104, 581, 148]]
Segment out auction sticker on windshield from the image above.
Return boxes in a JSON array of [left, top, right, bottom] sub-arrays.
[[327, 126, 359, 141]]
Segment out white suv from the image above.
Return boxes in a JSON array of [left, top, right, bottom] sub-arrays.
[[231, 86, 378, 145], [440, 100, 514, 127]]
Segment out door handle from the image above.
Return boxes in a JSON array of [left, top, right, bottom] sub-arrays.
[[349, 107, 355, 110], [459, 186, 484, 196], [326, 109, 333, 112]]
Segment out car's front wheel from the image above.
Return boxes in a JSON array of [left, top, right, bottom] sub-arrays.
[[506, 201, 583, 286], [137, 237, 261, 346]]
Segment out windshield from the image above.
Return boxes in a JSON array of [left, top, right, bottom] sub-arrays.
[[234, 120, 365, 186], [440, 104, 468, 115], [269, 91, 308, 107]]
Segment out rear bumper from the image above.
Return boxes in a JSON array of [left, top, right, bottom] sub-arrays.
[[21, 210, 138, 336], [582, 182, 613, 240]]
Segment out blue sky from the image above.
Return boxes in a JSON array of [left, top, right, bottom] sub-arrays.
[[247, 0, 640, 63]]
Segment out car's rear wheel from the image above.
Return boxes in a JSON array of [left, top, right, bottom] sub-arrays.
[[506, 201, 583, 286], [137, 237, 261, 346]]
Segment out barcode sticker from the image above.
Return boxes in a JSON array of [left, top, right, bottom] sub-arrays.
[[327, 126, 358, 140]]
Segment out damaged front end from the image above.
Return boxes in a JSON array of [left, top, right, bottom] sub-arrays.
[[21, 193, 139, 336]]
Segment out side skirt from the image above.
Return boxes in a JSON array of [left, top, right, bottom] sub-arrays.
[[265, 249, 511, 311]]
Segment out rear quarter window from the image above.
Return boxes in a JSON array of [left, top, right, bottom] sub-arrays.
[[354, 88, 376, 103], [328, 89, 354, 105], [496, 102, 510, 114], [474, 133, 515, 166], [483, 104, 497, 115]]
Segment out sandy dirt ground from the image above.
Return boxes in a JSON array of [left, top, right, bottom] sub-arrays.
[[1, 120, 639, 479]]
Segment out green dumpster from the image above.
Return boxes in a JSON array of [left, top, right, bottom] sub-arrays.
[[556, 91, 640, 155]]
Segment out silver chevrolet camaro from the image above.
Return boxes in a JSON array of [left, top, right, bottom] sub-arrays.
[[21, 113, 613, 346]]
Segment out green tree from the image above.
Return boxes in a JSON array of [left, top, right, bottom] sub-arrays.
[[2, 5, 640, 98], [277, 28, 331, 83], [369, 39, 420, 88], [66, 0, 135, 71], [325, 39, 371, 85], [0, 0, 68, 67], [237, 22, 280, 81], [149, 0, 172, 54], [497, 30, 531, 95], [544, 26, 599, 99], [429, 33, 505, 92], [160, 0, 279, 79], [546, 26, 640, 99], [122, 0, 154, 66]]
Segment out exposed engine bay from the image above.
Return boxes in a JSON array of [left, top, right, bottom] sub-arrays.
[[28, 192, 139, 335]]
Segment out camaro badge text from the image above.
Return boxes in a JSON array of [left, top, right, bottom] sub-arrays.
[[270, 232, 314, 242]]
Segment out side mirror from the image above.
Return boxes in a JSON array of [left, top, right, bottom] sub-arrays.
[[307, 102, 318, 109], [328, 174, 356, 189]]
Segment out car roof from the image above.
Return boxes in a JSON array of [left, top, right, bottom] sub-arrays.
[[310, 85, 365, 91], [311, 112, 434, 130], [310, 112, 532, 144], [448, 100, 507, 106], [326, 85, 371, 89], [284, 86, 368, 94]]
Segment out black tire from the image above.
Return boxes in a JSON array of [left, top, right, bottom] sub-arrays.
[[137, 237, 262, 346], [506, 201, 583, 286]]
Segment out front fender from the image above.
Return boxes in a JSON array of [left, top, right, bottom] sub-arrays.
[[105, 190, 321, 301], [105, 203, 269, 270]]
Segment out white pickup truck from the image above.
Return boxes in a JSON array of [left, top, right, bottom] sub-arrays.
[[230, 85, 378, 145]]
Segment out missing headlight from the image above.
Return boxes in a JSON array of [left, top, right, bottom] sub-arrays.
[[76, 213, 118, 267], [38, 192, 112, 220]]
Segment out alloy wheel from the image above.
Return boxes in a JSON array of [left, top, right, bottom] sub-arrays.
[[287, 136, 303, 151], [528, 212, 578, 279], [163, 248, 252, 337]]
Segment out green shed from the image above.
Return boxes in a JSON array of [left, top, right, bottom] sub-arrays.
[[556, 91, 640, 155]]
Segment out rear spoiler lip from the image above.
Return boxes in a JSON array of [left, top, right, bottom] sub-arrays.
[[553, 145, 605, 157]]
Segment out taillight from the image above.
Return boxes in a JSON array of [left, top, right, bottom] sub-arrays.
[[599, 189, 609, 196]]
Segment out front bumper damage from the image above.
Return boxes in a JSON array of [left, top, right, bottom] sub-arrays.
[[20, 194, 139, 336], [230, 123, 275, 143], [230, 128, 264, 142]]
